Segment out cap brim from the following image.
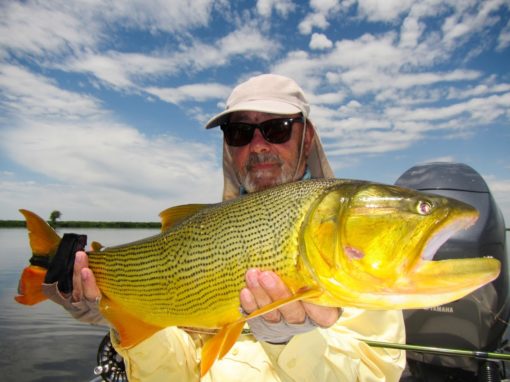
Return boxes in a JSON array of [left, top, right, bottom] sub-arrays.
[[205, 100, 302, 129]]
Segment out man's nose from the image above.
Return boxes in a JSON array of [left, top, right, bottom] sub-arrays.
[[249, 128, 271, 152]]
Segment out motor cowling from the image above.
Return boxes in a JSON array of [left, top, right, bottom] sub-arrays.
[[395, 162, 509, 377]]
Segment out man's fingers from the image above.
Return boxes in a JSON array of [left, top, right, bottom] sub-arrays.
[[72, 251, 101, 303], [81, 268, 101, 302], [259, 271, 306, 324], [245, 269, 281, 322], [240, 288, 257, 313], [72, 251, 87, 302]]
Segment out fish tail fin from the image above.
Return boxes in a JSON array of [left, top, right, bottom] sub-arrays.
[[15, 266, 48, 305], [15, 209, 62, 306], [200, 321, 245, 377]]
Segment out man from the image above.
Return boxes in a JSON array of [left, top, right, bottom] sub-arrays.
[[44, 74, 406, 381]]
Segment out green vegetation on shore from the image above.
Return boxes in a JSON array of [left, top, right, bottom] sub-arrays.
[[0, 220, 161, 229]]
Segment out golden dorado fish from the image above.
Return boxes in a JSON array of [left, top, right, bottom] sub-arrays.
[[15, 179, 500, 376]]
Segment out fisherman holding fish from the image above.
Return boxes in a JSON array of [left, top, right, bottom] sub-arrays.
[[41, 74, 407, 380]]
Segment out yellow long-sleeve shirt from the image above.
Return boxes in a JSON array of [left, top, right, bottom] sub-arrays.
[[113, 308, 406, 382]]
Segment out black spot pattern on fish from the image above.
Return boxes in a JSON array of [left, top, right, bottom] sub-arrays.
[[88, 179, 342, 328]]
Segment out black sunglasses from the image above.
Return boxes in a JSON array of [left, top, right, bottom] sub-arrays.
[[220, 116, 305, 147]]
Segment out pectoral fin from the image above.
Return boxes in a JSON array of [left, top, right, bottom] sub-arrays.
[[241, 286, 323, 321]]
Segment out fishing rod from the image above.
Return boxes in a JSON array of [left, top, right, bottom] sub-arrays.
[[364, 339, 510, 361]]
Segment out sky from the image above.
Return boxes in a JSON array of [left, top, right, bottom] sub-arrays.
[[0, 0, 509, 224]]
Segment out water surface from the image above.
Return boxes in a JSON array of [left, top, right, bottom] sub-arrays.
[[0, 228, 158, 382]]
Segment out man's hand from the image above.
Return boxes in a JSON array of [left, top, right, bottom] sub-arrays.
[[240, 268, 340, 328], [72, 251, 101, 303]]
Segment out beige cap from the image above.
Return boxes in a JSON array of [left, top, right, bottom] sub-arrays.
[[205, 74, 310, 129], [206, 73, 335, 200]]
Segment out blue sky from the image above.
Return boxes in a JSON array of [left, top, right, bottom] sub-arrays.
[[0, 0, 509, 223]]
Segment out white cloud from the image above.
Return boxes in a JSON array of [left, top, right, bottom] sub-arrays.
[[58, 25, 277, 90], [1, 0, 508, 224], [0, 176, 220, 222], [399, 15, 426, 48], [101, 0, 214, 32], [0, 121, 221, 197], [336, 68, 481, 96], [61, 52, 178, 89], [0, 61, 223, 221], [256, 0, 295, 17], [484, 177, 510, 227], [357, 0, 414, 22], [440, 0, 505, 50], [309, 91, 347, 106], [0, 63, 104, 119], [145, 83, 232, 105], [0, 0, 215, 59], [322, 120, 421, 156], [298, 0, 341, 34], [0, 1, 100, 57], [386, 92, 510, 123], [497, 19, 510, 51], [309, 33, 333, 50], [447, 82, 510, 100], [327, 33, 405, 71], [338, 100, 362, 115]]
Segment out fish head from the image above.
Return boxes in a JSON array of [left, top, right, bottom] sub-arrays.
[[301, 181, 500, 309], [338, 183, 479, 278]]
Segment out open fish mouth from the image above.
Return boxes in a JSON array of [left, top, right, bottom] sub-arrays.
[[421, 212, 478, 261]]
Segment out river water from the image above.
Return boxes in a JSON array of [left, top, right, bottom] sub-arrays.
[[0, 228, 159, 382]]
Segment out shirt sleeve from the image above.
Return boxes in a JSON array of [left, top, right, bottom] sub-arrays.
[[111, 327, 201, 382], [259, 308, 406, 382], [42, 282, 108, 325]]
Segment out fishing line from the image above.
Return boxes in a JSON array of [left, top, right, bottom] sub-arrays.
[[363, 339, 510, 361]]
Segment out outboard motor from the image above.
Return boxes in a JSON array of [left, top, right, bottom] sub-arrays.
[[395, 162, 509, 382]]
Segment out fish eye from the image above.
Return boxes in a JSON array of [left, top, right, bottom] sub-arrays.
[[417, 200, 433, 215]]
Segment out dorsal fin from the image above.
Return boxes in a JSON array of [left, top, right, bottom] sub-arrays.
[[91, 241, 104, 252], [159, 204, 210, 232]]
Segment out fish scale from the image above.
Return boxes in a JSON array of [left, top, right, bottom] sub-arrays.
[[87, 179, 335, 327]]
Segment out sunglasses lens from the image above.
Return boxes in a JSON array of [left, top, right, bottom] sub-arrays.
[[260, 118, 293, 144], [221, 123, 254, 146]]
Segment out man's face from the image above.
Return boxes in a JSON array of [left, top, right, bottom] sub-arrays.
[[226, 111, 314, 193]]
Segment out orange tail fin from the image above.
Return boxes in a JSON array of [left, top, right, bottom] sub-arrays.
[[15, 266, 48, 305], [15, 209, 61, 306]]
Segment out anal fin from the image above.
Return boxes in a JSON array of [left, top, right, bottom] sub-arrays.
[[99, 297, 164, 348]]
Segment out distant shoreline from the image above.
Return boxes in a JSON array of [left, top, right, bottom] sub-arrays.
[[0, 220, 161, 229]]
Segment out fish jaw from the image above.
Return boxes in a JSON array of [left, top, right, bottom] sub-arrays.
[[308, 256, 501, 310]]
